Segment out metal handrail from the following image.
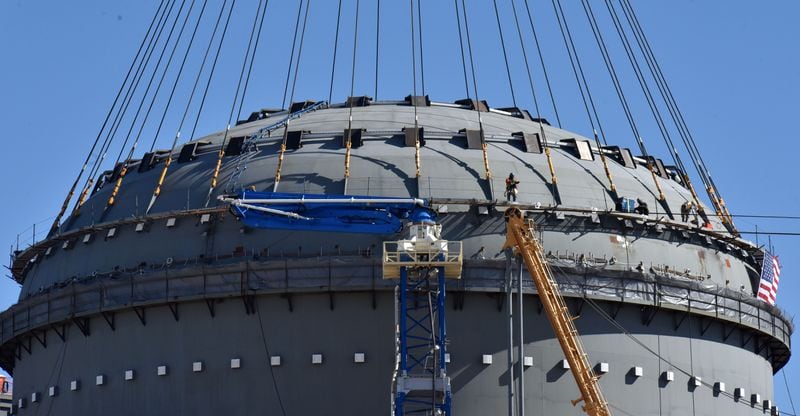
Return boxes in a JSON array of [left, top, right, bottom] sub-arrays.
[[0, 258, 790, 353]]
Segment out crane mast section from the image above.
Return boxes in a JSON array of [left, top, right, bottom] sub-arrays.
[[503, 208, 611, 416]]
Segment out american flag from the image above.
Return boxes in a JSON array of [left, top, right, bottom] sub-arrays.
[[757, 252, 781, 305]]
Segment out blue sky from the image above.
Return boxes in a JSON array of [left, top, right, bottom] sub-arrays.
[[1, 0, 798, 409]]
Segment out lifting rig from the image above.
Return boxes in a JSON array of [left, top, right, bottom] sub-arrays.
[[221, 191, 462, 416], [503, 207, 611, 416]]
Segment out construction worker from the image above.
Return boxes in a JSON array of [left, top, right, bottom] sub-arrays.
[[680, 201, 693, 222], [505, 173, 520, 202], [634, 198, 649, 215]]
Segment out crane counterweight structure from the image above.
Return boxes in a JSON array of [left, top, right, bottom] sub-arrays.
[[503, 207, 611, 416]]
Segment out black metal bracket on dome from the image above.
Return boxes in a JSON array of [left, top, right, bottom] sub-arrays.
[[404, 95, 430, 107], [454, 98, 489, 112]]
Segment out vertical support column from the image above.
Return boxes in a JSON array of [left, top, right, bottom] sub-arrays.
[[395, 266, 408, 416], [437, 266, 452, 415], [504, 249, 516, 416], [399, 266, 408, 374], [516, 258, 525, 416]]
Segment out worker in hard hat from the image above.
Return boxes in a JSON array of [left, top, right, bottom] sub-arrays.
[[634, 198, 649, 215], [505, 173, 520, 202], [681, 201, 693, 222]]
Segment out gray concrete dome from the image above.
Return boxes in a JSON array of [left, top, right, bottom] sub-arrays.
[[1, 100, 791, 415]]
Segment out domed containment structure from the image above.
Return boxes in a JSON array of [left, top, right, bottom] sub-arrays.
[[0, 99, 790, 415]]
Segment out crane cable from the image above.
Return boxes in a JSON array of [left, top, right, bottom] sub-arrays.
[[618, 0, 736, 234], [416, 0, 426, 96], [281, 0, 305, 111], [344, 0, 360, 184], [459, 0, 491, 181], [223, 0, 271, 195], [452, 0, 470, 100], [522, 0, 561, 128], [607, 0, 704, 214], [509, 0, 559, 191], [551, 0, 617, 196], [584, 0, 666, 204], [47, 0, 168, 236], [146, 0, 209, 155], [205, 0, 269, 206], [327, 0, 343, 104], [374, 0, 380, 100], [409, 0, 421, 179], [105, 0, 192, 210], [274, 0, 310, 190], [491, 0, 517, 109], [602, 0, 703, 212], [275, 0, 312, 192], [69, 0, 174, 219], [520, 0, 561, 192], [146, 0, 232, 214], [579, 0, 665, 202]]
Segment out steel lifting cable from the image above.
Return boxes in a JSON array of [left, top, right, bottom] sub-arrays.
[[604, 0, 704, 213], [620, 0, 736, 231], [107, 0, 195, 209], [235, 1, 270, 123], [619, 0, 713, 182], [206, 0, 269, 206], [188, 0, 237, 142], [522, 0, 562, 129], [274, 0, 311, 192], [416, 0, 426, 96], [273, 0, 308, 191], [452, 0, 471, 100], [579, 0, 667, 202], [460, 0, 491, 181], [374, 0, 380, 100], [550, 0, 599, 139], [598, 0, 674, 209], [409, 0, 421, 179], [782, 369, 798, 415], [581, 0, 666, 203], [147, 0, 230, 214], [344, 0, 361, 185], [551, 0, 617, 196], [491, 0, 517, 109], [281, 0, 305, 111], [148, 0, 210, 155], [328, 0, 343, 104], [106, 0, 192, 210], [508, 0, 559, 190], [48, 0, 168, 235], [615, 1, 706, 188], [618, 0, 712, 185], [224, 0, 271, 195], [70, 0, 175, 217]]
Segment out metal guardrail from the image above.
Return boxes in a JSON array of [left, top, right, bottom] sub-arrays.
[[0, 258, 790, 360], [382, 241, 463, 279]]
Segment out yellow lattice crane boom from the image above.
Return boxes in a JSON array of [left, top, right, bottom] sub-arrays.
[[503, 207, 612, 416]]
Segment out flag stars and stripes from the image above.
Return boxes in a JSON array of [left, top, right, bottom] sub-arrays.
[[757, 252, 781, 305]]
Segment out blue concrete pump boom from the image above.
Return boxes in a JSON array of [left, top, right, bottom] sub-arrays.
[[219, 191, 436, 234]]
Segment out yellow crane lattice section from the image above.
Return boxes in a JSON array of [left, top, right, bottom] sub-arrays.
[[503, 208, 612, 416]]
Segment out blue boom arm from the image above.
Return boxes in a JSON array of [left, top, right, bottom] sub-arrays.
[[222, 191, 435, 234]]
